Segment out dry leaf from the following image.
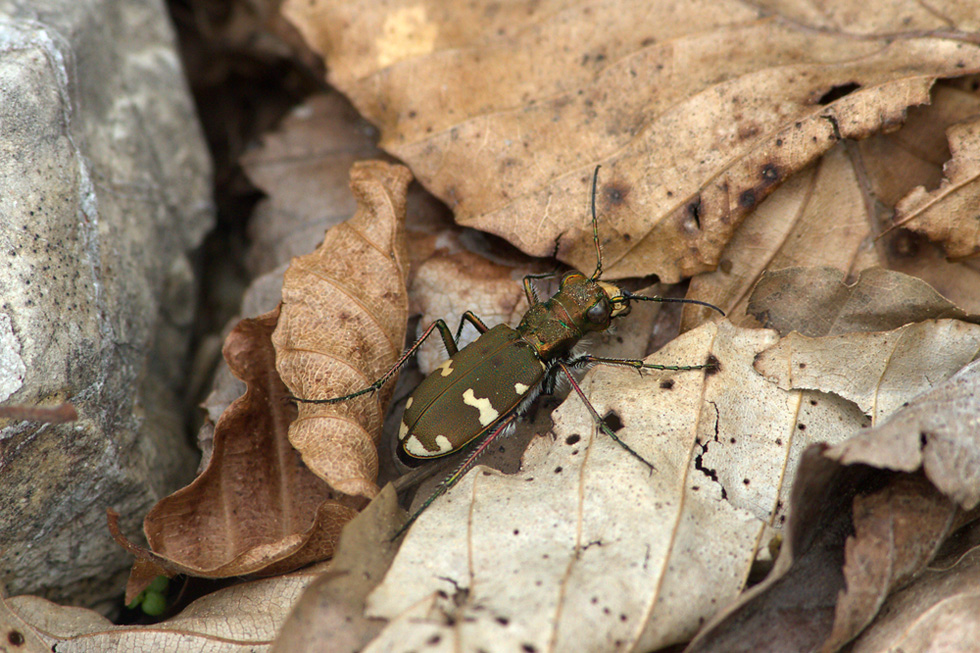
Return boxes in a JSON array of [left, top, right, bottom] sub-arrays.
[[894, 115, 980, 259], [685, 357, 980, 652], [361, 321, 871, 652], [240, 92, 386, 277], [684, 84, 980, 329], [6, 568, 323, 651], [111, 308, 357, 603], [755, 319, 980, 423], [270, 485, 402, 653], [273, 161, 412, 499], [747, 267, 978, 337], [283, 0, 980, 282], [848, 523, 980, 652]]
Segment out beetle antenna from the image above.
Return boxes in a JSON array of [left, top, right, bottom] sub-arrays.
[[590, 165, 603, 281], [622, 290, 726, 316]]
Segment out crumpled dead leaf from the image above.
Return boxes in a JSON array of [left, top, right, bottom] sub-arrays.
[[755, 319, 980, 424], [283, 0, 980, 282], [684, 84, 980, 329], [686, 356, 980, 652], [5, 565, 325, 651], [111, 308, 357, 603], [847, 521, 980, 652], [270, 484, 402, 653], [747, 266, 979, 338], [893, 114, 980, 259], [272, 161, 412, 499]]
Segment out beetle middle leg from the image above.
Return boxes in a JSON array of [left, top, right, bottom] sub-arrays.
[[294, 312, 489, 405], [565, 353, 717, 373]]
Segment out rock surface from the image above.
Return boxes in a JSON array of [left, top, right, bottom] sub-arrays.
[[0, 0, 213, 609]]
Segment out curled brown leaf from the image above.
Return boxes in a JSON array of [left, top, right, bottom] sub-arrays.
[[272, 161, 412, 499], [110, 308, 358, 603]]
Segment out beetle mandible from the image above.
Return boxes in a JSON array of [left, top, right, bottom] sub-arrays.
[[297, 166, 724, 537]]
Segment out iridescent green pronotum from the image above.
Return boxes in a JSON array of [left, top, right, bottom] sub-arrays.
[[297, 166, 725, 537]]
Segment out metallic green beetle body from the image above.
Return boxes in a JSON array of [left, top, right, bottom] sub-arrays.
[[399, 272, 625, 460], [399, 324, 545, 458]]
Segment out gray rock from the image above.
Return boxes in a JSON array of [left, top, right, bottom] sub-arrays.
[[0, 0, 213, 609]]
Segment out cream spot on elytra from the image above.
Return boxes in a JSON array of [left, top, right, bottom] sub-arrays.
[[404, 435, 431, 457], [434, 435, 453, 453], [436, 359, 454, 377], [514, 382, 529, 395], [398, 420, 409, 441], [462, 388, 499, 426], [405, 396, 413, 410]]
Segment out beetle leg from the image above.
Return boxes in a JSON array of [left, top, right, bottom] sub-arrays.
[[453, 311, 490, 343], [391, 413, 519, 541], [293, 318, 461, 405], [522, 271, 558, 306], [566, 354, 716, 373], [556, 361, 655, 473]]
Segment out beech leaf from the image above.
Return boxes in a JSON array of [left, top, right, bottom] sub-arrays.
[[283, 0, 980, 282], [272, 161, 412, 498], [894, 115, 980, 259]]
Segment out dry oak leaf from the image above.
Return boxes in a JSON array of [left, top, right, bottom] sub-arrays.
[[273, 161, 412, 499], [685, 84, 980, 325], [755, 318, 980, 424], [686, 357, 980, 652], [361, 321, 873, 653], [747, 266, 980, 337], [847, 524, 980, 653], [894, 114, 980, 259], [5, 567, 324, 652], [110, 308, 357, 603], [283, 0, 980, 282]]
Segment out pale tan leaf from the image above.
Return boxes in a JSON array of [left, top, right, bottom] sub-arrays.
[[7, 569, 323, 652], [849, 529, 980, 653], [273, 161, 412, 498], [755, 319, 980, 423], [362, 321, 868, 652], [829, 358, 980, 511], [270, 484, 402, 653], [283, 0, 980, 282], [747, 267, 978, 337], [685, 356, 980, 652], [894, 115, 980, 259]]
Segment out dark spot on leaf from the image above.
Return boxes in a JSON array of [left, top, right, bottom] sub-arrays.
[[603, 181, 630, 206], [554, 466, 563, 474], [775, 438, 783, 445], [8, 630, 25, 646], [743, 478, 750, 485], [522, 644, 538, 653], [496, 616, 510, 626], [660, 379, 675, 390], [720, 258, 733, 274], [704, 355, 721, 375], [798, 423, 806, 431], [798, 362, 807, 369], [776, 138, 783, 146], [602, 411, 624, 431], [817, 82, 861, 105], [687, 197, 702, 229], [739, 190, 756, 208], [730, 438, 736, 443], [761, 164, 779, 183], [920, 431, 928, 448], [810, 399, 818, 406], [428, 634, 442, 646], [566, 434, 581, 445]]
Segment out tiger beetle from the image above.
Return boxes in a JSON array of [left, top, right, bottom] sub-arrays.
[[297, 166, 724, 539]]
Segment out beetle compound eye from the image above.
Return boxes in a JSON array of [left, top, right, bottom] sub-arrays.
[[586, 302, 608, 323]]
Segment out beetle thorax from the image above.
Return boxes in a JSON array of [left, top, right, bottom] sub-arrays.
[[517, 273, 622, 359]]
